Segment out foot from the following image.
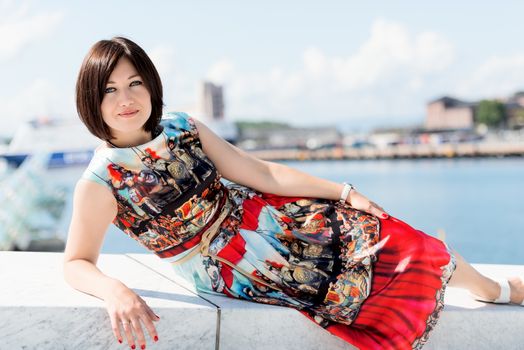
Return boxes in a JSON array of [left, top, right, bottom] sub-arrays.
[[473, 277, 524, 305], [508, 277, 524, 305]]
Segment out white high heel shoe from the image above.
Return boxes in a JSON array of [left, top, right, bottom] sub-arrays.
[[471, 278, 524, 305]]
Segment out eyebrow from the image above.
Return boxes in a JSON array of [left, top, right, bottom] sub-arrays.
[[107, 74, 141, 84]]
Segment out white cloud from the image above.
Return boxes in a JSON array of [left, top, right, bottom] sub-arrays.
[[0, 1, 64, 61], [334, 19, 414, 89], [202, 19, 456, 125], [148, 45, 176, 78], [206, 59, 235, 84], [148, 43, 201, 113], [0, 78, 74, 136], [413, 31, 454, 72], [316, 19, 454, 90], [455, 54, 524, 99], [303, 47, 328, 79]]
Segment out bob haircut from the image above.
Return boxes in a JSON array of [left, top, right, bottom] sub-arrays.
[[75, 36, 163, 141]]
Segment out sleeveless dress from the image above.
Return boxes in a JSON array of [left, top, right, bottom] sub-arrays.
[[82, 112, 456, 350]]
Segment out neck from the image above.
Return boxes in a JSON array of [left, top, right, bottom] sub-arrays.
[[107, 130, 154, 148]]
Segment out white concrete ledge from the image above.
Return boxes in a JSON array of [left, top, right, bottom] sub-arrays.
[[1, 252, 523, 349], [0, 252, 217, 350], [425, 264, 524, 350], [128, 254, 354, 350]]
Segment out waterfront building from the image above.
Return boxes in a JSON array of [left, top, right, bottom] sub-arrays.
[[425, 96, 475, 130], [182, 81, 238, 143], [505, 91, 524, 129], [426, 92, 524, 131], [201, 81, 224, 120], [237, 126, 341, 150]]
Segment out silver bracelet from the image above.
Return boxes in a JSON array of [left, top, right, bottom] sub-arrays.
[[339, 182, 355, 204]]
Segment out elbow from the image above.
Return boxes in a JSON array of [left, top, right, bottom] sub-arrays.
[[245, 159, 275, 193], [262, 160, 281, 190], [62, 258, 87, 288], [62, 257, 82, 284]]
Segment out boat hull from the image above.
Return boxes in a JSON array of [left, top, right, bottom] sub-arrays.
[[0, 150, 94, 168]]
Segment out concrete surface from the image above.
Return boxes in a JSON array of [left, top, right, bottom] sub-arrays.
[[2, 251, 524, 350]]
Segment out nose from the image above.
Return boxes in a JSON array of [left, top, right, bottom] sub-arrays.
[[118, 88, 134, 106]]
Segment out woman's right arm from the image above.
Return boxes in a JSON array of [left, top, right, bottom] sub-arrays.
[[63, 179, 159, 348], [63, 179, 119, 298]]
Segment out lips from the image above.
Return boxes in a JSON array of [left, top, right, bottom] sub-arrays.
[[118, 109, 139, 117]]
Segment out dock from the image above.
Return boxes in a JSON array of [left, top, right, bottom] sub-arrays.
[[248, 141, 524, 161]]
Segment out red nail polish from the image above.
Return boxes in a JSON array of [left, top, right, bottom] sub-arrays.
[[131, 345, 136, 350], [141, 345, 146, 350], [382, 213, 389, 219], [118, 339, 123, 344], [154, 336, 159, 342]]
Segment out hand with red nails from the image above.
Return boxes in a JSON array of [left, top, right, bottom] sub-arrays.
[[104, 279, 160, 349], [345, 189, 389, 220]]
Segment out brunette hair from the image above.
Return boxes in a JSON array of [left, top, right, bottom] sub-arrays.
[[75, 36, 164, 140]]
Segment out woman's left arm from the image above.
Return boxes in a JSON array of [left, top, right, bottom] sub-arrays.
[[194, 119, 389, 219]]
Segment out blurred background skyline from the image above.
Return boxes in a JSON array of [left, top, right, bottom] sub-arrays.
[[2, 0, 524, 136], [1, 1, 523, 263]]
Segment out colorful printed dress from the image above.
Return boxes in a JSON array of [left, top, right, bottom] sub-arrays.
[[82, 112, 456, 350]]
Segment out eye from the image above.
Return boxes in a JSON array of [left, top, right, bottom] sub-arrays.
[[130, 80, 143, 87], [104, 87, 116, 94]]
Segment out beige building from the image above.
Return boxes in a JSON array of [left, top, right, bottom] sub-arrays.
[[425, 96, 475, 130]]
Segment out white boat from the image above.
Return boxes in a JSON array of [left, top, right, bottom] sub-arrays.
[[0, 118, 100, 168], [0, 115, 238, 168]]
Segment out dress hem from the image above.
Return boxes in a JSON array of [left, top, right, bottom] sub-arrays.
[[412, 241, 457, 350]]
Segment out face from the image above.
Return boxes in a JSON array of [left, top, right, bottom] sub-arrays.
[[101, 56, 152, 145], [143, 157, 153, 167]]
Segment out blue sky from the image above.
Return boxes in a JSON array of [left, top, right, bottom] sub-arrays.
[[1, 0, 524, 136]]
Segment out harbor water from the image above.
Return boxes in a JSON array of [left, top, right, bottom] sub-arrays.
[[51, 157, 523, 265]]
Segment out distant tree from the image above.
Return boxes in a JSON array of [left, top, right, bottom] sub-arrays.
[[235, 121, 290, 131], [476, 100, 506, 127]]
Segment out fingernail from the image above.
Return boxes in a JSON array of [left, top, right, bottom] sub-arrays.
[[141, 345, 146, 350], [131, 345, 136, 350], [382, 213, 389, 219], [154, 335, 159, 342], [118, 339, 122, 344]]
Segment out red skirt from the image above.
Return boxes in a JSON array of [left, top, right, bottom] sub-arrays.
[[303, 215, 456, 350]]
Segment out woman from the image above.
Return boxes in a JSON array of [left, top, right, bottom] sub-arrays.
[[64, 37, 524, 350]]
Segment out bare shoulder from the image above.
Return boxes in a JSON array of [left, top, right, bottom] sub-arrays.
[[74, 178, 116, 207], [72, 178, 118, 225]]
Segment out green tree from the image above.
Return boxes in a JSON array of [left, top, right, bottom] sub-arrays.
[[235, 121, 290, 132], [476, 100, 506, 127]]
